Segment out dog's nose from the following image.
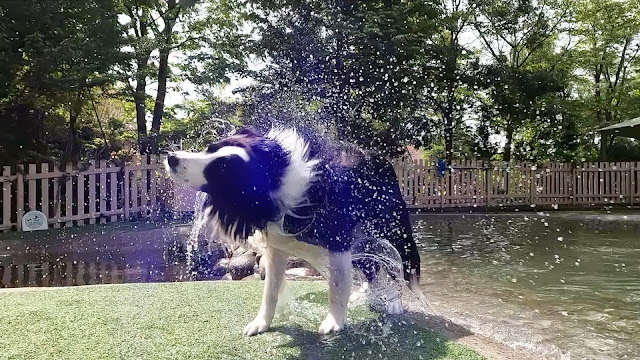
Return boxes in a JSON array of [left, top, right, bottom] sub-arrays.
[[167, 154, 179, 169]]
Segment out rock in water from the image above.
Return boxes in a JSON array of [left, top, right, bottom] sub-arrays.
[[228, 251, 257, 280]]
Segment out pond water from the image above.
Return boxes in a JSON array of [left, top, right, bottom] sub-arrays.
[[414, 213, 640, 360]]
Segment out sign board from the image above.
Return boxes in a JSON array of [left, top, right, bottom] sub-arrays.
[[22, 210, 49, 232]]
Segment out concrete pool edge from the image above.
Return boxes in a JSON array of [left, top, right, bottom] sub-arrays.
[[412, 210, 640, 221], [410, 205, 640, 214]]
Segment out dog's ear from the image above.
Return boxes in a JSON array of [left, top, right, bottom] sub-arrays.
[[235, 126, 260, 137]]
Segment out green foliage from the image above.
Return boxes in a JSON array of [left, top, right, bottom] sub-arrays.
[[1, 0, 125, 99], [1, 0, 640, 164], [117, 0, 245, 154], [569, 0, 640, 160], [160, 98, 242, 151], [0, 0, 126, 163], [239, 0, 442, 155], [471, 0, 575, 161]]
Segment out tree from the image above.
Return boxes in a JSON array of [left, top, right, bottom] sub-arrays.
[[572, 0, 640, 159], [471, 0, 573, 161], [161, 96, 241, 151], [240, 0, 442, 155], [428, 0, 480, 162], [0, 0, 125, 161], [118, 0, 244, 154]]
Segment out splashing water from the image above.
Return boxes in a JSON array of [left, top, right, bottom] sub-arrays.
[[186, 191, 210, 272], [349, 236, 404, 312]]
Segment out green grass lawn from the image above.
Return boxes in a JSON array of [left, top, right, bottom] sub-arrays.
[[0, 281, 485, 360]]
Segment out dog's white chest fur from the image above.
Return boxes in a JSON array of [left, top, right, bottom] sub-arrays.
[[259, 223, 330, 275]]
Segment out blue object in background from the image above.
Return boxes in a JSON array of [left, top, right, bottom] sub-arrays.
[[436, 159, 447, 177]]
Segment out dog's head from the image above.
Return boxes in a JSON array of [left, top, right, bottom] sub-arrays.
[[166, 127, 320, 239], [166, 127, 288, 191], [165, 127, 290, 238]]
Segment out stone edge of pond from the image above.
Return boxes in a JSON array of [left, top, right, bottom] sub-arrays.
[[412, 209, 640, 220]]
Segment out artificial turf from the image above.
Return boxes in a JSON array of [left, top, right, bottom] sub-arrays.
[[0, 281, 485, 360]]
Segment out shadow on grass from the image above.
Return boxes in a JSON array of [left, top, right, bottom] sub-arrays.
[[271, 311, 475, 360]]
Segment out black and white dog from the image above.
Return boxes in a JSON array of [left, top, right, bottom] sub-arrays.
[[166, 127, 421, 335]]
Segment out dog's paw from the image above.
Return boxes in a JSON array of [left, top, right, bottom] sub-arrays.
[[385, 298, 404, 315], [243, 318, 270, 336], [318, 314, 344, 335]]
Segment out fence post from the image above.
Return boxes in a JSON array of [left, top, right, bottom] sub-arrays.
[[630, 163, 635, 206], [16, 166, 24, 231], [28, 164, 36, 213], [2, 166, 12, 230], [440, 173, 445, 208], [571, 165, 577, 206], [485, 166, 492, 207], [41, 163, 49, 220], [506, 164, 511, 196], [530, 167, 536, 205], [88, 160, 96, 225], [65, 163, 73, 227], [124, 165, 130, 221]]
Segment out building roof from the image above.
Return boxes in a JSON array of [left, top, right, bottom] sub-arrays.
[[597, 117, 640, 139]]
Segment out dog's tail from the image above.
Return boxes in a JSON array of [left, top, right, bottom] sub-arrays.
[[406, 271, 437, 314]]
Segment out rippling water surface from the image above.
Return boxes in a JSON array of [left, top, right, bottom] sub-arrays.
[[414, 213, 640, 360]]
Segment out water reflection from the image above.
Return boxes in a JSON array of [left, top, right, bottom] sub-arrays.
[[0, 222, 190, 288]]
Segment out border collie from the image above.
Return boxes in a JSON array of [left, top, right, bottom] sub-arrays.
[[166, 127, 421, 336]]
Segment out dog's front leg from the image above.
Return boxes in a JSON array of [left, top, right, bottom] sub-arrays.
[[243, 246, 287, 336], [319, 251, 352, 334]]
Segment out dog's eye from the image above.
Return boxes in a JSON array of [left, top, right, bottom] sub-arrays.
[[206, 143, 221, 153]]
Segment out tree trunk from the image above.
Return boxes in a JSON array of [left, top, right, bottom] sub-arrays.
[[443, 21, 459, 164], [444, 111, 454, 163], [504, 123, 514, 163], [150, 39, 174, 152], [132, 6, 152, 154], [594, 63, 603, 125], [599, 109, 615, 161], [150, 0, 178, 154], [333, 31, 348, 139], [150, 47, 169, 154], [134, 57, 149, 154], [68, 113, 79, 162], [67, 96, 84, 162]]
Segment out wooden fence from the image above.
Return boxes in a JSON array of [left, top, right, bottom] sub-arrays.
[[394, 160, 640, 209], [0, 155, 168, 231], [2, 157, 639, 233]]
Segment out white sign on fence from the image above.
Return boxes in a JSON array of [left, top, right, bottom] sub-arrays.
[[22, 210, 48, 232]]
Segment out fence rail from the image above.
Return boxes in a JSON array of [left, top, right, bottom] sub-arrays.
[[1, 155, 168, 231], [394, 159, 639, 209], [2, 157, 639, 232]]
